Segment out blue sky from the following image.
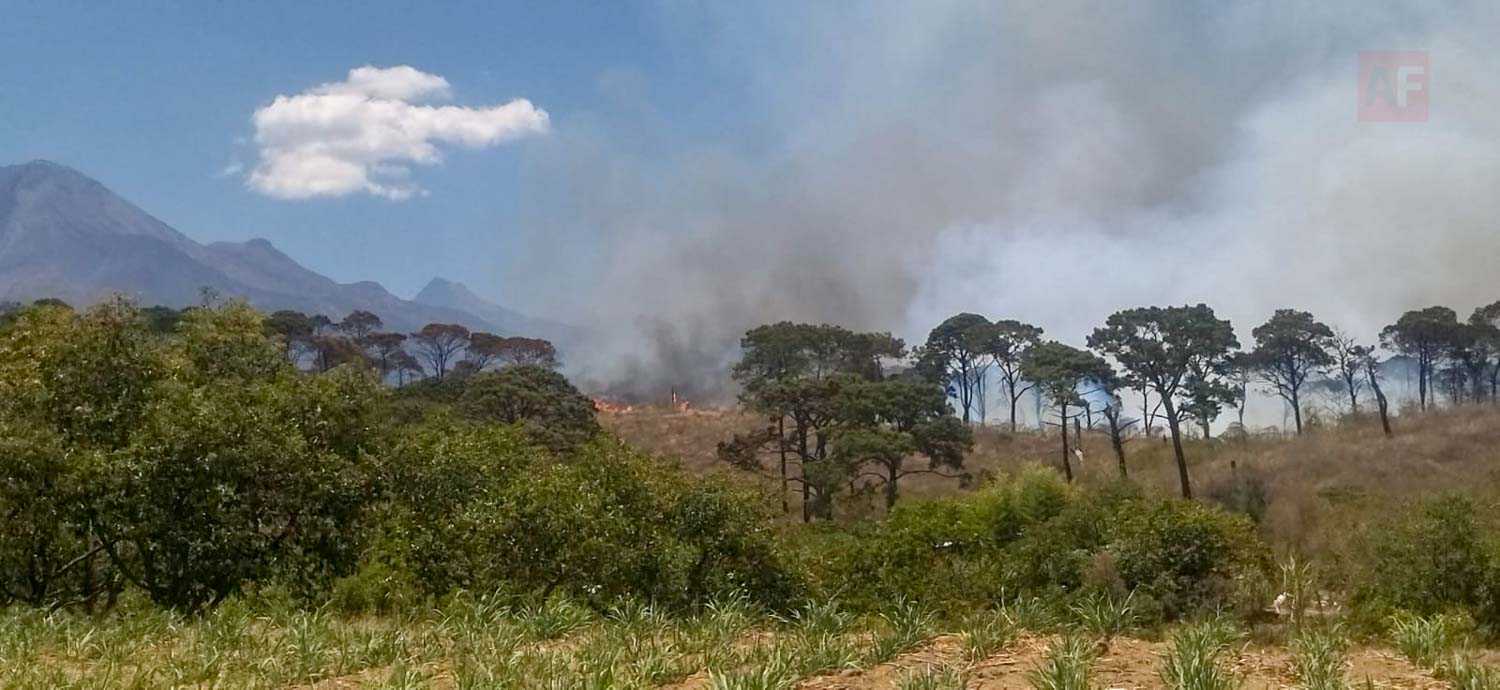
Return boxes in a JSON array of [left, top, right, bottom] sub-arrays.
[[0, 1, 759, 302], [2, 1, 1494, 376]]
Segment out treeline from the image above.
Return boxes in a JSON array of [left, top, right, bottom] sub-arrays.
[[0, 298, 561, 384], [2, 296, 1489, 632], [0, 297, 1273, 625], [0, 297, 747, 614], [720, 301, 1500, 515]]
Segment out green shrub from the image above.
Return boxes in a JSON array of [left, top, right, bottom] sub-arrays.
[[1387, 612, 1475, 668], [779, 468, 1272, 623], [458, 365, 600, 452], [1159, 619, 1243, 690], [1107, 497, 1271, 621], [1027, 634, 1097, 690], [1347, 495, 1500, 629], [378, 431, 796, 611]]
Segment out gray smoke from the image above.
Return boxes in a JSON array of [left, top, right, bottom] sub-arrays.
[[499, 2, 1500, 405]]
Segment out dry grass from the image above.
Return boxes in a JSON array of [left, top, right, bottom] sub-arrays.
[[602, 403, 1500, 555]]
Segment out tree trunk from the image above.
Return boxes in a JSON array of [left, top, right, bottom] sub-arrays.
[[1291, 387, 1303, 434], [1009, 382, 1020, 432], [1369, 363, 1393, 438], [886, 464, 900, 509], [1418, 357, 1429, 410], [798, 425, 812, 523], [776, 417, 789, 515], [959, 363, 972, 424], [1106, 412, 1127, 478], [1161, 397, 1192, 499], [1059, 402, 1073, 482]]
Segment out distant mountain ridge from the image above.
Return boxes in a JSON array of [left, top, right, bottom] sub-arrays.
[[413, 277, 573, 342], [0, 159, 550, 337]]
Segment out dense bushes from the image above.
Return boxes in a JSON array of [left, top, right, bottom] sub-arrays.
[[782, 465, 1272, 621], [369, 424, 796, 610], [0, 300, 388, 611], [1346, 494, 1500, 631]]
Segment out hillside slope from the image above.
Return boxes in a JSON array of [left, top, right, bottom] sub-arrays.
[[0, 160, 541, 334]]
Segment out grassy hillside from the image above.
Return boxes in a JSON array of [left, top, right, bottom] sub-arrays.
[[604, 404, 1500, 557]]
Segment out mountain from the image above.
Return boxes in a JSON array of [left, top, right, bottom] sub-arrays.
[[413, 277, 574, 344], [0, 160, 544, 335]]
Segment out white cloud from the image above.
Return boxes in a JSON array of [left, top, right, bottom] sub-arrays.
[[247, 65, 548, 200]]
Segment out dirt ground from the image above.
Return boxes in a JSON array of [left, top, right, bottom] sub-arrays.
[[791, 634, 1442, 690]]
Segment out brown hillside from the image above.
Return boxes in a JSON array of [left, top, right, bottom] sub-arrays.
[[603, 404, 1500, 555]]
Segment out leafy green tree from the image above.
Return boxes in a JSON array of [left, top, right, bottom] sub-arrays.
[[463, 331, 506, 370], [374, 422, 544, 596], [1246, 309, 1333, 434], [985, 319, 1044, 431], [92, 302, 386, 612], [1381, 306, 1460, 410], [1469, 302, 1500, 400], [1179, 365, 1239, 440], [393, 350, 424, 386], [265, 309, 314, 362], [500, 336, 560, 368], [915, 313, 992, 424], [724, 322, 906, 520], [1021, 342, 1113, 482], [310, 334, 368, 372], [458, 365, 600, 452], [1088, 304, 1239, 498], [338, 309, 383, 340], [490, 442, 793, 609], [0, 299, 156, 609], [1443, 322, 1491, 404], [832, 379, 972, 508], [364, 331, 408, 380], [411, 323, 470, 380], [140, 305, 183, 334], [379, 429, 793, 609]]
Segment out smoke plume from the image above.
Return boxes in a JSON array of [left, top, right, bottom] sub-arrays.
[[499, 2, 1500, 405]]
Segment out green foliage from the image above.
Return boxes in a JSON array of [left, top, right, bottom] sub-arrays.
[[516, 596, 594, 640], [378, 429, 796, 611], [1247, 309, 1334, 432], [726, 322, 943, 519], [1292, 625, 1349, 690], [458, 364, 600, 451], [1387, 612, 1474, 668], [1027, 634, 1098, 690], [1347, 495, 1500, 629], [1437, 654, 1500, 690], [1107, 497, 1271, 621], [1159, 619, 1243, 690], [0, 300, 387, 612], [959, 609, 1016, 662], [1022, 341, 1114, 411], [1069, 591, 1137, 639], [779, 467, 1269, 621], [914, 312, 992, 423], [867, 597, 936, 662], [1087, 304, 1239, 497]]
